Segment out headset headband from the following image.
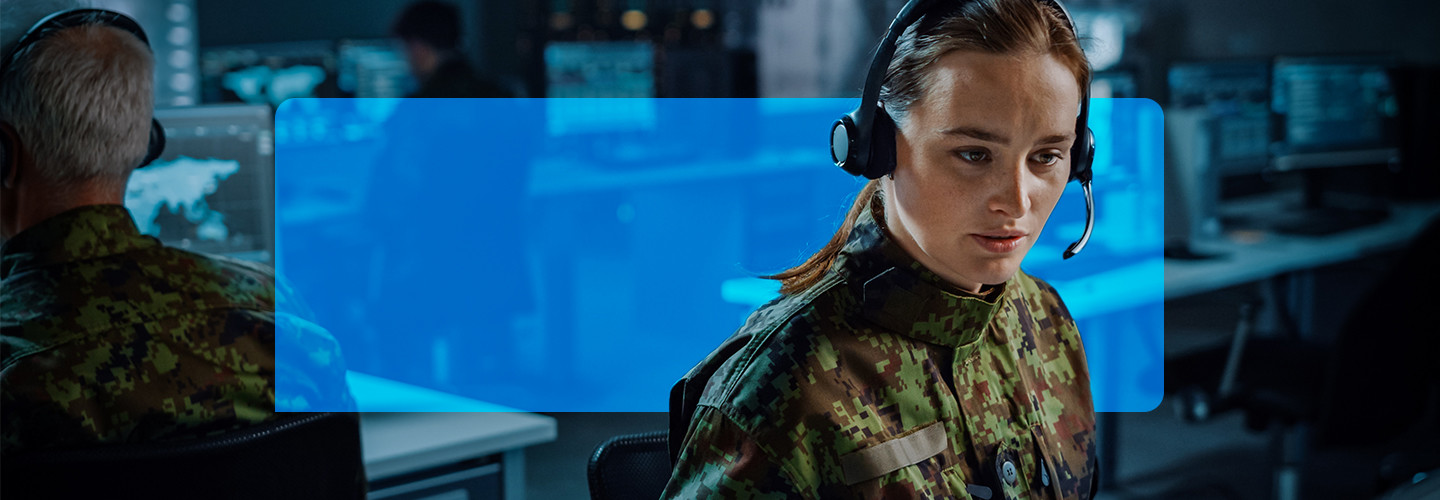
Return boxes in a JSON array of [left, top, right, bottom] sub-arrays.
[[841, 0, 935, 178], [3, 9, 151, 75]]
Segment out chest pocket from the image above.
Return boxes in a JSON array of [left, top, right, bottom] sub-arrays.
[[838, 422, 992, 499], [839, 422, 948, 485]]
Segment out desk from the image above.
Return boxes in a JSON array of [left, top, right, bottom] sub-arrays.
[[352, 373, 558, 500], [1156, 197, 1440, 500], [1165, 199, 1440, 300]]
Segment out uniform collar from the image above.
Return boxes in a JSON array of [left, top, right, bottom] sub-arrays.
[[1, 204, 155, 279], [836, 195, 1008, 348]]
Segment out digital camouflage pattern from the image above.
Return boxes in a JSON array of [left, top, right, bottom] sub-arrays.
[[0, 204, 355, 453], [666, 197, 1096, 499]]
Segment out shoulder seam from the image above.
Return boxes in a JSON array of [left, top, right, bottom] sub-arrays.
[[712, 272, 847, 408], [701, 404, 815, 499]]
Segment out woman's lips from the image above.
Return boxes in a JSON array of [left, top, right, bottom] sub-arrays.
[[970, 232, 1027, 253]]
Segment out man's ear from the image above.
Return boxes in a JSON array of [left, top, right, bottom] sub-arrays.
[[1, 122, 19, 189]]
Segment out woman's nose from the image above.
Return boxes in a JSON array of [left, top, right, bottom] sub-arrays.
[[987, 164, 1031, 218]]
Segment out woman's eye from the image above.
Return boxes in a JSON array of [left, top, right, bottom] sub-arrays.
[[1032, 152, 1062, 166], [955, 150, 989, 163]]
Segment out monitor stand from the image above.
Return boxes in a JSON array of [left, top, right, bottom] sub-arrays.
[[1267, 170, 1390, 236]]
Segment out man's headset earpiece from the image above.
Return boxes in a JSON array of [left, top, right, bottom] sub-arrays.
[[1, 122, 16, 182], [144, 116, 166, 167], [830, 0, 1096, 259], [0, 9, 166, 180]]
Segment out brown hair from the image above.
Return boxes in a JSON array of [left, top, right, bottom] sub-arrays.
[[764, 0, 1091, 295]]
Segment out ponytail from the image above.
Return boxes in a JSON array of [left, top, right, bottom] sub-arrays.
[[764, 180, 881, 295]]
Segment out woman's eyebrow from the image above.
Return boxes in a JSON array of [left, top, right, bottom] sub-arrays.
[[940, 126, 1075, 146], [1037, 133, 1076, 146], [940, 126, 1010, 144]]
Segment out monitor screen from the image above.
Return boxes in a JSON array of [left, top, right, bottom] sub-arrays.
[[1168, 60, 1272, 174], [1092, 70, 1137, 98], [124, 104, 275, 263], [1272, 57, 1399, 156], [200, 41, 339, 107], [544, 42, 656, 136], [337, 38, 415, 98], [1071, 9, 1133, 72], [544, 41, 655, 98]]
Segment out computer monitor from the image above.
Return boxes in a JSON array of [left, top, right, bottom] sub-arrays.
[[124, 104, 275, 263], [337, 39, 415, 98], [544, 41, 655, 135], [1270, 56, 1400, 170], [544, 41, 655, 99], [1167, 60, 1272, 175], [1071, 8, 1133, 72], [1092, 70, 1137, 99], [542, 41, 665, 167], [200, 41, 339, 107]]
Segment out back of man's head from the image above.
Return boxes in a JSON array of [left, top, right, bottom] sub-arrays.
[[392, 1, 462, 52], [1, 2, 154, 191]]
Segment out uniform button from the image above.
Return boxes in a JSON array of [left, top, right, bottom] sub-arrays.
[[1002, 460, 1018, 486]]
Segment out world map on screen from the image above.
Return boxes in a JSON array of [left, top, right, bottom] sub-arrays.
[[124, 156, 241, 242]]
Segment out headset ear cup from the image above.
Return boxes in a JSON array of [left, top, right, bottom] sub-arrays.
[[1, 125, 13, 181], [869, 108, 898, 179], [1070, 127, 1095, 182], [139, 117, 165, 168], [832, 115, 859, 173]]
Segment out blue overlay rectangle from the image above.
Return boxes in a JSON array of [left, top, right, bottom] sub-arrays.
[[274, 98, 1164, 412]]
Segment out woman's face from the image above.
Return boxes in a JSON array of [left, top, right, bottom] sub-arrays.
[[884, 50, 1080, 293]]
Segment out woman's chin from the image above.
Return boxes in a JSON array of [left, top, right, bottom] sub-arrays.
[[936, 256, 1020, 291], [970, 259, 1024, 287]]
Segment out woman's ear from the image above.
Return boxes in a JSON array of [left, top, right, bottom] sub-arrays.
[[889, 112, 908, 182]]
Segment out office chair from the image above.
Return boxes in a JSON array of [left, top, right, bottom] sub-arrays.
[[1167, 301, 1329, 500], [587, 430, 671, 500], [1168, 216, 1440, 500], [2, 412, 366, 500]]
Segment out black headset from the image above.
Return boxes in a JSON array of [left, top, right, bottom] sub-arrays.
[[1, 8, 166, 180], [830, 0, 1095, 259]]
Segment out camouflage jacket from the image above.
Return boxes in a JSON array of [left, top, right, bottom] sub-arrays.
[[0, 204, 355, 454], [665, 200, 1097, 499]]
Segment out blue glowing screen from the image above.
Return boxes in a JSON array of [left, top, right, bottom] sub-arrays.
[[274, 98, 1164, 412]]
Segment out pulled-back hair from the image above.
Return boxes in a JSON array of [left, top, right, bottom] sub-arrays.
[[766, 0, 1091, 295]]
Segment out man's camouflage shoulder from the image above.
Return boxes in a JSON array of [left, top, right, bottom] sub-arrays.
[[145, 247, 278, 308]]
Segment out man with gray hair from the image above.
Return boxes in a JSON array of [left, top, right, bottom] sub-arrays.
[[1, 2, 354, 453]]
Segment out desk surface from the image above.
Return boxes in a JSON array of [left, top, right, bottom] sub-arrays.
[[348, 372, 559, 480], [361, 411, 558, 480], [1164, 199, 1440, 300]]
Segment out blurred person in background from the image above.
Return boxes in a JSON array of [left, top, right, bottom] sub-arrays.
[[392, 0, 511, 99]]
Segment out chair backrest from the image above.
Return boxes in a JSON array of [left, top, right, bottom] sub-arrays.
[[588, 430, 671, 500], [2, 412, 365, 500]]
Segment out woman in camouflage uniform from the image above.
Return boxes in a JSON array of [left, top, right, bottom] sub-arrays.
[[664, 0, 1097, 498]]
